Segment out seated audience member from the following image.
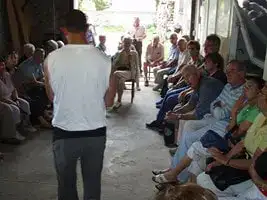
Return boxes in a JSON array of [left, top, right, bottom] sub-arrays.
[[204, 52, 227, 84], [169, 60, 246, 182], [147, 64, 224, 132], [0, 101, 25, 144], [96, 35, 107, 54], [144, 35, 164, 86], [155, 183, 217, 200], [0, 60, 36, 132], [159, 39, 204, 101], [45, 40, 58, 57], [246, 151, 267, 199], [167, 38, 191, 84], [182, 35, 190, 42], [204, 34, 221, 56], [5, 51, 19, 75], [108, 36, 140, 109], [57, 40, 65, 48], [14, 48, 51, 128], [152, 76, 263, 184], [18, 43, 35, 65], [153, 33, 179, 91], [197, 82, 267, 199]]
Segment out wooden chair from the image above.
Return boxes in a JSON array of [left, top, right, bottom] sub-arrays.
[[125, 79, 135, 103]]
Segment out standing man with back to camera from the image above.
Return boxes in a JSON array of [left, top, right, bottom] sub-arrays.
[[44, 9, 112, 200]]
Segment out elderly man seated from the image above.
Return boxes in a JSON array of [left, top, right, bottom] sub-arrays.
[[108, 36, 140, 109], [14, 48, 51, 128], [143, 35, 164, 87], [18, 43, 35, 65], [153, 33, 179, 91]]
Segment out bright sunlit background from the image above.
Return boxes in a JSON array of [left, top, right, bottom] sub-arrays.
[[76, 0, 158, 55]]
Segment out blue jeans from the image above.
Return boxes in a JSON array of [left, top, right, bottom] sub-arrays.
[[53, 129, 106, 200], [156, 86, 188, 122]]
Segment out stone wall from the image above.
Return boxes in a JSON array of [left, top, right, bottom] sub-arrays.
[[155, 0, 175, 41]]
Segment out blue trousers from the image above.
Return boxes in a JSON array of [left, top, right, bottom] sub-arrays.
[[156, 86, 188, 122]]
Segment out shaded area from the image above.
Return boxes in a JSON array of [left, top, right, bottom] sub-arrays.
[[0, 85, 169, 200]]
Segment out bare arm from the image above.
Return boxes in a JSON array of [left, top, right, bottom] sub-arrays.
[[43, 59, 54, 102]]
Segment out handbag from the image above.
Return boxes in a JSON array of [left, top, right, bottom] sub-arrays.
[[163, 122, 175, 147], [206, 164, 251, 191], [200, 130, 230, 153]]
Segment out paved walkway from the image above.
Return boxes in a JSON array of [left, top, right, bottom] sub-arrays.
[[0, 83, 169, 200]]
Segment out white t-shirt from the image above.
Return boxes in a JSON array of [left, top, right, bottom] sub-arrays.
[[46, 45, 111, 131]]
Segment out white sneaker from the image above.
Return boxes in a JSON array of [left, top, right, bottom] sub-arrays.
[[24, 126, 37, 133], [113, 102, 122, 109], [15, 132, 25, 141]]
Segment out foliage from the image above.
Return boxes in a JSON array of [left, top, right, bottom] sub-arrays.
[[92, 0, 110, 11], [78, 0, 110, 11], [155, 0, 160, 8], [103, 25, 125, 32]]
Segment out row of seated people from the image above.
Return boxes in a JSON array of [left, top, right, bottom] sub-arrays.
[[145, 33, 267, 199], [0, 40, 64, 146]]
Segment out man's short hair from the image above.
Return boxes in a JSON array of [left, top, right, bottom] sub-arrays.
[[153, 35, 160, 40], [24, 43, 35, 51], [206, 34, 221, 48], [181, 64, 198, 75], [187, 40, 201, 51], [169, 33, 178, 39], [34, 48, 45, 55], [64, 9, 88, 33], [182, 35, 190, 42], [178, 38, 187, 44], [228, 59, 247, 73]]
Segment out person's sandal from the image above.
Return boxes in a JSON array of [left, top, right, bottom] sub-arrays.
[[152, 168, 170, 176], [152, 174, 177, 184], [155, 184, 166, 191]]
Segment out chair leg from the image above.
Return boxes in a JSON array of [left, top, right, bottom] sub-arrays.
[[131, 81, 135, 103], [148, 66, 151, 80]]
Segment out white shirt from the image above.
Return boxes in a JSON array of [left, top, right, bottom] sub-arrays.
[[130, 25, 146, 41], [46, 45, 111, 131], [174, 50, 191, 74]]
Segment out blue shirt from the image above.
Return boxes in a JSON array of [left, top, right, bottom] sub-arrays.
[[13, 57, 43, 91], [189, 76, 225, 119], [168, 44, 179, 61]]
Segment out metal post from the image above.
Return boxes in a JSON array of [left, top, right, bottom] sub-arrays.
[[263, 48, 267, 80]]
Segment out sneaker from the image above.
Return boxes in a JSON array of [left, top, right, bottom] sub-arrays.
[[24, 126, 37, 133], [156, 104, 162, 109], [113, 102, 122, 109], [169, 148, 177, 156], [136, 87, 141, 91], [146, 120, 164, 132], [15, 132, 26, 141], [144, 81, 149, 87], [153, 85, 161, 91]]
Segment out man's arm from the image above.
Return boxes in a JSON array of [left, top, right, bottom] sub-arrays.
[[43, 58, 54, 102]]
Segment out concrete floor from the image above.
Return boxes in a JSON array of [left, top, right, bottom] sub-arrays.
[[0, 84, 170, 200]]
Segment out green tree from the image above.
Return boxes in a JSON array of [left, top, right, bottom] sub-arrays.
[[78, 0, 110, 11], [92, 0, 110, 11]]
